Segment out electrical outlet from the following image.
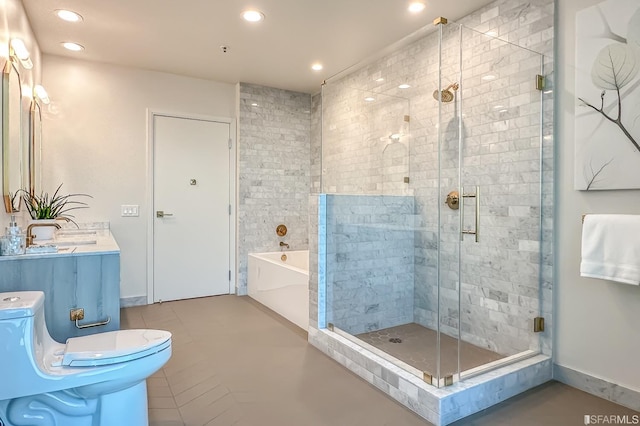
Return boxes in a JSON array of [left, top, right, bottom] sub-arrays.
[[121, 205, 139, 217]]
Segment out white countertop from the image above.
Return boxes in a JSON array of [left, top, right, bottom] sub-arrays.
[[0, 229, 120, 260]]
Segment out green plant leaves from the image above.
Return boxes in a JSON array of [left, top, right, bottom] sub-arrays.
[[20, 183, 91, 224]]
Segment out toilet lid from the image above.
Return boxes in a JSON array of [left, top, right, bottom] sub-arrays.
[[62, 329, 172, 367]]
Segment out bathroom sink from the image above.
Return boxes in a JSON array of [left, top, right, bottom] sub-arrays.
[[53, 238, 97, 246], [31, 237, 98, 248], [56, 230, 97, 236]]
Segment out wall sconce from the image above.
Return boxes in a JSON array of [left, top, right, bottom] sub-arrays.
[[34, 85, 50, 104], [10, 38, 33, 70]]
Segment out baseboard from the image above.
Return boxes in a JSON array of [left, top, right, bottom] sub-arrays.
[[553, 364, 640, 411], [120, 296, 147, 308]]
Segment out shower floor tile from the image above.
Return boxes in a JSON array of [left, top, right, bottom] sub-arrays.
[[356, 323, 504, 376]]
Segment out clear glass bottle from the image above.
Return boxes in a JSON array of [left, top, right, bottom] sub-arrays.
[[4, 215, 25, 255]]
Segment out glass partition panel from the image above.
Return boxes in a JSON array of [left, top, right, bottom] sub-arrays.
[[454, 25, 543, 378], [322, 86, 411, 196], [320, 19, 545, 387]]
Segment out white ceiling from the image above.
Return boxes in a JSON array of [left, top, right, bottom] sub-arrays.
[[22, 0, 496, 94]]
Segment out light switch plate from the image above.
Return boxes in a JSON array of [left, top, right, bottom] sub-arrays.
[[121, 205, 139, 217]]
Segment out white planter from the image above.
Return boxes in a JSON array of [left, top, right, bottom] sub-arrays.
[[29, 219, 59, 241]]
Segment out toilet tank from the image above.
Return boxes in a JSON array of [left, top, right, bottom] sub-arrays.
[[0, 291, 45, 320]]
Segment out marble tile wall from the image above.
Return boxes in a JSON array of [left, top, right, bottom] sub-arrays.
[[322, 195, 416, 334], [459, 0, 553, 356], [413, 20, 548, 355], [309, 194, 320, 330], [318, 0, 554, 357], [321, 86, 412, 195], [310, 93, 322, 195], [237, 83, 311, 294]]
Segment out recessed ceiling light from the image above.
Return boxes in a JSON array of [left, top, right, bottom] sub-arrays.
[[364, 97, 375, 102], [242, 10, 265, 22], [251, 103, 259, 107], [375, 77, 385, 82], [408, 2, 426, 13], [482, 74, 497, 81], [55, 9, 83, 22], [398, 84, 411, 89], [61, 42, 85, 52], [485, 31, 497, 37], [311, 63, 323, 71], [493, 105, 504, 109]]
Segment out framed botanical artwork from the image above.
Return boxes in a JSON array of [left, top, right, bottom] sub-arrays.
[[575, 0, 640, 190]]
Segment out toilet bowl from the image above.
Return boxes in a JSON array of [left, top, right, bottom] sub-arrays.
[[0, 291, 172, 426]]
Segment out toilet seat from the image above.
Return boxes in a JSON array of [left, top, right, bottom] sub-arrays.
[[59, 329, 171, 367]]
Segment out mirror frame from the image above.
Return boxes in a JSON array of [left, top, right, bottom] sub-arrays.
[[2, 60, 23, 213], [29, 98, 42, 198]]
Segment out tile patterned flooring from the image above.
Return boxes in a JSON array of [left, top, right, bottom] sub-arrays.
[[121, 295, 639, 426], [357, 323, 504, 376]]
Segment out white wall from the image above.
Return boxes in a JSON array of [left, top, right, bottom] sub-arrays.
[[556, 0, 640, 390], [0, 0, 41, 97], [41, 55, 236, 299]]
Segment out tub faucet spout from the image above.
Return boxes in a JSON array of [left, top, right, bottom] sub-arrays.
[[279, 241, 290, 249]]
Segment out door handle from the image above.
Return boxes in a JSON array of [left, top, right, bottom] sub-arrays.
[[156, 211, 174, 218], [460, 186, 480, 242]]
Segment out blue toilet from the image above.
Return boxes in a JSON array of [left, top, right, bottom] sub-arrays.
[[0, 291, 171, 426]]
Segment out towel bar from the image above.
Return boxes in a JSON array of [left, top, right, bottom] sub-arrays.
[[75, 316, 111, 329]]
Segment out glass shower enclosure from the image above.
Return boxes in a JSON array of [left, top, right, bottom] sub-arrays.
[[319, 19, 547, 386]]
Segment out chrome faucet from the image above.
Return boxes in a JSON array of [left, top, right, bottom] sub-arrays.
[[279, 241, 290, 249], [26, 223, 61, 247]]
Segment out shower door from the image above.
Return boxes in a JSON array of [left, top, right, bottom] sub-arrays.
[[319, 18, 548, 388], [434, 23, 546, 384]]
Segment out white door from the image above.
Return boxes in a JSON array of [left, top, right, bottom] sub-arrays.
[[153, 115, 231, 302]]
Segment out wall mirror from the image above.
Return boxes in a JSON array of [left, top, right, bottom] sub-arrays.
[[28, 99, 42, 197], [0, 60, 3, 211], [2, 60, 23, 213], [21, 83, 31, 199]]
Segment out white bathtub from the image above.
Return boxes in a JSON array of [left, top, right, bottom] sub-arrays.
[[248, 250, 309, 331]]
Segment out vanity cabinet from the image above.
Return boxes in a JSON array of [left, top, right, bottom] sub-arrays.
[[0, 250, 120, 343]]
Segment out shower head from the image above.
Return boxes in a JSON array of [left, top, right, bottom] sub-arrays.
[[433, 82, 459, 102]]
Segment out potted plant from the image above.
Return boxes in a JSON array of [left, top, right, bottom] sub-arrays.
[[20, 184, 92, 240]]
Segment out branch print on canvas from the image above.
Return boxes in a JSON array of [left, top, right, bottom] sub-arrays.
[[575, 1, 640, 190]]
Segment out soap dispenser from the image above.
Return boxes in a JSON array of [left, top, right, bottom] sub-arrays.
[[4, 215, 25, 255]]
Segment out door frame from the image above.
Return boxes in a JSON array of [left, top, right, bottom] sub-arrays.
[[146, 109, 237, 304]]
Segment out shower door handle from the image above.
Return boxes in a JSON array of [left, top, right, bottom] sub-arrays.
[[460, 186, 480, 242]]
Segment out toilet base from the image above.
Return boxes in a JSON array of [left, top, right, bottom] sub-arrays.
[[0, 380, 149, 426], [99, 381, 148, 425]]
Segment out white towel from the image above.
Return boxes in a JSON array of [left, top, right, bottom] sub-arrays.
[[580, 214, 640, 285]]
